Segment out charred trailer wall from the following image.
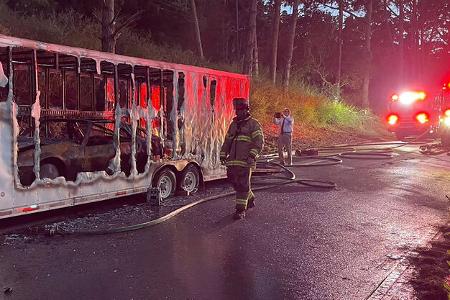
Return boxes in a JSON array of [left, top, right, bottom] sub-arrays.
[[0, 34, 249, 218]]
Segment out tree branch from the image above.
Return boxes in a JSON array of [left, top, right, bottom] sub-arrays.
[[113, 10, 144, 37], [92, 11, 101, 23], [385, 2, 399, 17], [436, 28, 449, 45], [110, 6, 123, 26], [321, 3, 361, 19]]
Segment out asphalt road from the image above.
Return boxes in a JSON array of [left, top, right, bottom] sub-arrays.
[[0, 145, 449, 300]]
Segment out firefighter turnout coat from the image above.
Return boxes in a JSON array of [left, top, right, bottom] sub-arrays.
[[220, 115, 264, 168]]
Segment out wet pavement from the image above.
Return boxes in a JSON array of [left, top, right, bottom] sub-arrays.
[[0, 145, 449, 299]]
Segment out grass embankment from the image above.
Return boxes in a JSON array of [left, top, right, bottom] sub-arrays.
[[408, 225, 450, 300], [0, 3, 390, 148], [251, 80, 391, 152]]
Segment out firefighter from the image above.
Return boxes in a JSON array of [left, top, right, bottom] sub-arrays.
[[220, 97, 264, 220]]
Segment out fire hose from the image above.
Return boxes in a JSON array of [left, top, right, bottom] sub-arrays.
[[39, 137, 448, 236], [45, 160, 336, 236]]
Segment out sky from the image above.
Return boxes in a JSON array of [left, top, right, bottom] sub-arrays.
[[280, 2, 364, 18]]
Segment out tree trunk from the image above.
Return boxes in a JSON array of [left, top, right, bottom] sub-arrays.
[[412, 0, 421, 81], [337, 0, 344, 98], [361, 0, 373, 109], [191, 0, 204, 59], [243, 0, 257, 75], [101, 0, 116, 53], [398, 0, 404, 87], [253, 28, 259, 77], [222, 1, 228, 62], [235, 0, 240, 62], [270, 0, 281, 84], [283, 0, 299, 90]]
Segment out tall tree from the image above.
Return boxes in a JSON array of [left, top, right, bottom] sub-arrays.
[[243, 0, 257, 74], [253, 28, 260, 77], [190, 0, 204, 59], [283, 0, 300, 90], [270, 0, 281, 84], [361, 0, 373, 108], [101, 0, 115, 52], [235, 0, 240, 62], [97, 0, 143, 53], [337, 0, 344, 98], [397, 0, 404, 87]]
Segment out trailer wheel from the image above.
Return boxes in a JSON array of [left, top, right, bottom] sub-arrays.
[[179, 165, 200, 194], [154, 169, 177, 199], [40, 163, 60, 180]]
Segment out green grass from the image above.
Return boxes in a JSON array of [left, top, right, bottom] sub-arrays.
[[0, 3, 387, 138], [250, 79, 386, 137]]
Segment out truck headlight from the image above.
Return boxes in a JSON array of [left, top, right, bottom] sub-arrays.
[[444, 117, 450, 127]]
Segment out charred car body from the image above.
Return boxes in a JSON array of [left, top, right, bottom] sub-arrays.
[[18, 119, 151, 185]]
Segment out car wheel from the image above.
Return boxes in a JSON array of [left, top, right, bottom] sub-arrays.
[[40, 163, 60, 180], [154, 169, 177, 200], [179, 165, 200, 194]]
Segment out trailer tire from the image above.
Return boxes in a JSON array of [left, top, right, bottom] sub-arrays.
[[40, 163, 60, 180], [154, 169, 177, 200], [179, 165, 200, 194]]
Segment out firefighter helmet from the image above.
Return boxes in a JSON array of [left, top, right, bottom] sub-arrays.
[[232, 97, 249, 110]]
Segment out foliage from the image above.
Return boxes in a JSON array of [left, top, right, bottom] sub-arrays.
[[2, 0, 448, 112], [0, 0, 433, 137], [250, 78, 383, 136], [0, 2, 100, 49]]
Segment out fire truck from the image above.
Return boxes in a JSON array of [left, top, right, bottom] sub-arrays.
[[386, 83, 450, 145], [439, 82, 450, 147], [385, 89, 439, 139]]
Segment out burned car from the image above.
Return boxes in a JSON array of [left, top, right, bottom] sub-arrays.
[[17, 118, 153, 186]]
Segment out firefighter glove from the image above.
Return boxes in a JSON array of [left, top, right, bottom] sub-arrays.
[[247, 156, 256, 165]]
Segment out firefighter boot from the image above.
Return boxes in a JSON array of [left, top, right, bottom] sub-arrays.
[[247, 197, 255, 209], [233, 208, 246, 220]]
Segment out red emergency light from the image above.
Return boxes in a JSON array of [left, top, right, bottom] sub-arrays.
[[415, 112, 429, 124], [387, 114, 399, 125]]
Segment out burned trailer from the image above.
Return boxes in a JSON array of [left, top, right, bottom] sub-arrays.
[[0, 34, 249, 219]]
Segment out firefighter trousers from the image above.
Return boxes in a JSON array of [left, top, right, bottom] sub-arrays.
[[226, 166, 255, 211]]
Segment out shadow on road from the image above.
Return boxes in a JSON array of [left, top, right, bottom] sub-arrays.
[[206, 214, 236, 234], [266, 185, 335, 193]]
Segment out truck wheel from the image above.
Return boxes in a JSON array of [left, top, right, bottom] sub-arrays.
[[40, 163, 60, 180], [154, 169, 177, 199], [395, 132, 407, 140], [179, 165, 200, 194], [442, 133, 450, 148]]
